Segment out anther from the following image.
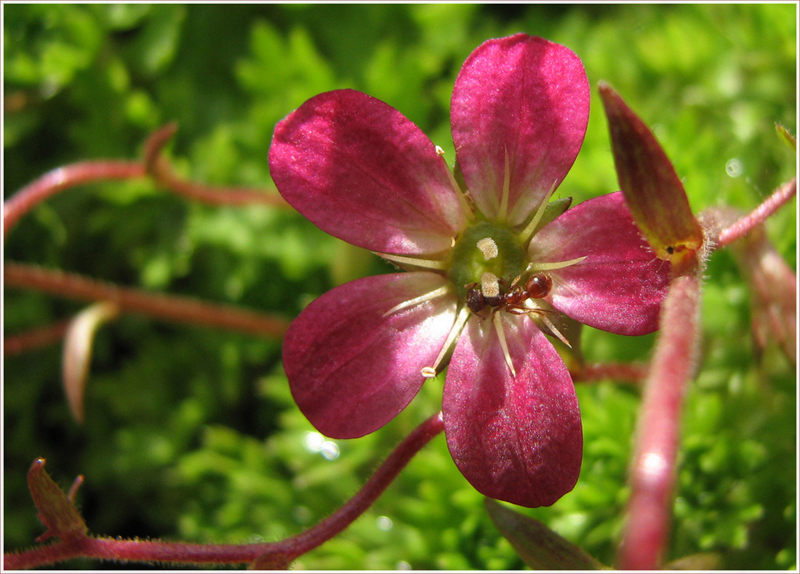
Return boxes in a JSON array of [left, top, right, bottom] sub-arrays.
[[476, 237, 499, 261]]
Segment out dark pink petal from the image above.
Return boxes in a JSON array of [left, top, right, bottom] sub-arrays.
[[443, 314, 582, 508], [283, 272, 457, 439], [270, 89, 466, 255], [529, 192, 671, 336], [451, 34, 589, 226]]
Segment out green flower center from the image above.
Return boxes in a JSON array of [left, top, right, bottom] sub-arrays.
[[449, 221, 527, 297]]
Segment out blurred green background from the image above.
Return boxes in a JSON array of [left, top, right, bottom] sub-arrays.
[[4, 4, 796, 569]]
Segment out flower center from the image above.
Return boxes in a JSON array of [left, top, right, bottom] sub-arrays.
[[449, 221, 527, 298]]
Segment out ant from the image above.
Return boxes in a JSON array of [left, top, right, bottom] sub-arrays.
[[465, 273, 552, 315]]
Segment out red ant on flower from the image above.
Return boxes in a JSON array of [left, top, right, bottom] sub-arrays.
[[465, 273, 553, 315]]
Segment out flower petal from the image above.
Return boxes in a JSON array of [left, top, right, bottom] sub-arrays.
[[530, 192, 671, 336], [270, 89, 466, 255], [283, 272, 457, 439], [451, 34, 589, 226], [443, 314, 582, 508]]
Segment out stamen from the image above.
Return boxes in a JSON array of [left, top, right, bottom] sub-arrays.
[[527, 256, 587, 272], [476, 237, 498, 261], [435, 146, 475, 222], [383, 285, 451, 317], [421, 306, 471, 378], [493, 312, 516, 377], [518, 178, 560, 245], [481, 272, 500, 299], [538, 311, 572, 348], [497, 148, 511, 224], [378, 252, 449, 271]]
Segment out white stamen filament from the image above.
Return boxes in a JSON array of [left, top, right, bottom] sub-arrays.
[[378, 252, 449, 271], [383, 285, 451, 317], [476, 237, 498, 261], [518, 178, 560, 245], [527, 256, 587, 272], [421, 306, 471, 378], [435, 146, 475, 223], [492, 312, 516, 377], [497, 149, 511, 224], [537, 310, 572, 348]]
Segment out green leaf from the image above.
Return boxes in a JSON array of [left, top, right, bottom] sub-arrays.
[[485, 498, 605, 570], [27, 458, 88, 542]]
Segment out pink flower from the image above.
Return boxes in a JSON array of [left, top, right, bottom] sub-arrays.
[[269, 34, 671, 507]]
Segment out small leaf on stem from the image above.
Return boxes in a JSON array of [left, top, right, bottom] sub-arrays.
[[775, 123, 796, 151], [27, 458, 88, 543], [484, 498, 604, 570], [598, 82, 703, 274]]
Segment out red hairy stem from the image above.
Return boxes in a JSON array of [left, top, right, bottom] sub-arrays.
[[143, 123, 289, 208], [5, 262, 290, 339], [5, 412, 445, 569], [716, 177, 796, 247], [572, 362, 647, 384], [3, 162, 146, 239], [4, 320, 71, 355], [616, 273, 702, 570], [267, 411, 445, 563], [3, 124, 290, 242]]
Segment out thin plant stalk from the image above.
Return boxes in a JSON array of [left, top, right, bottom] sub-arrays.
[[5, 262, 290, 339], [716, 177, 796, 247], [616, 273, 702, 569], [3, 162, 145, 239], [4, 412, 445, 569]]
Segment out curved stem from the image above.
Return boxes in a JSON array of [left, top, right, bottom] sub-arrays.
[[3, 162, 146, 239], [716, 177, 796, 247], [270, 411, 445, 563], [5, 262, 290, 339], [4, 412, 445, 569], [143, 123, 289, 208], [3, 124, 291, 241], [616, 273, 702, 569]]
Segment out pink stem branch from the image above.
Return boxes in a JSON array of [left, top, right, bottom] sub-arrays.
[[572, 362, 647, 384], [5, 262, 290, 339], [143, 123, 289, 208], [3, 162, 146, 239], [616, 273, 702, 570], [3, 320, 71, 355], [3, 124, 290, 241], [716, 177, 796, 247], [4, 412, 445, 569]]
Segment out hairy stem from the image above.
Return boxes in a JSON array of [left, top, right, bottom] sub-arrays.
[[4, 320, 71, 355], [143, 123, 289, 208], [5, 262, 290, 339], [716, 177, 796, 247], [3, 124, 290, 241], [571, 362, 647, 384], [5, 412, 445, 569], [3, 162, 145, 239], [616, 273, 702, 569]]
